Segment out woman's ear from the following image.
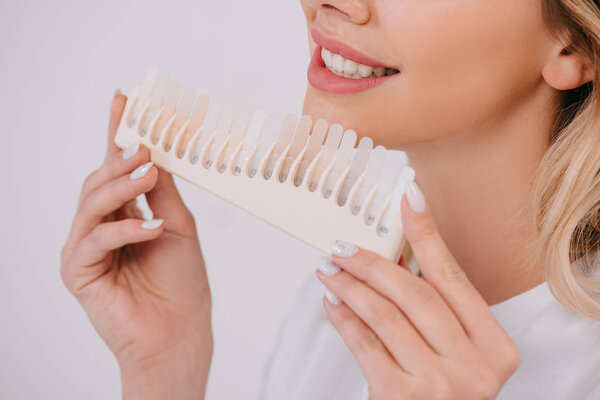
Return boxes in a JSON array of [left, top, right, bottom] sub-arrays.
[[542, 43, 595, 90]]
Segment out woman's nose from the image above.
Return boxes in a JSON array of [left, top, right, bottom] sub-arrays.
[[304, 0, 371, 25]]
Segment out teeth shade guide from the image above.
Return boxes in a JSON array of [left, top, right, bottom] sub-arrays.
[[308, 123, 343, 192], [264, 113, 298, 180], [163, 87, 196, 152], [189, 101, 222, 164], [349, 145, 386, 215], [150, 81, 182, 145], [127, 66, 159, 128], [366, 151, 407, 225], [337, 136, 373, 207], [138, 74, 170, 137], [323, 129, 357, 199], [115, 68, 416, 262], [204, 104, 236, 168], [295, 118, 328, 186], [219, 108, 251, 172], [234, 110, 267, 176], [280, 115, 312, 183]]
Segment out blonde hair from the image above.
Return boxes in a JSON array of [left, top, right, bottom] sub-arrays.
[[532, 0, 600, 319]]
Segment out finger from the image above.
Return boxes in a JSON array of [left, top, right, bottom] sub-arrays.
[[62, 218, 164, 294], [73, 218, 164, 267], [70, 162, 158, 245], [322, 293, 409, 390], [105, 90, 128, 161], [144, 168, 197, 238], [317, 263, 437, 374], [331, 242, 470, 355], [79, 143, 150, 203], [330, 244, 470, 356], [400, 183, 503, 343]]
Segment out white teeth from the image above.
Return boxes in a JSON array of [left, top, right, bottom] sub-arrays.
[[321, 48, 332, 66], [321, 46, 398, 80], [374, 67, 386, 77], [332, 53, 344, 72], [358, 64, 373, 78], [343, 59, 358, 75]]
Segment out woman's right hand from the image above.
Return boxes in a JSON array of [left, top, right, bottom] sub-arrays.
[[61, 91, 212, 400]]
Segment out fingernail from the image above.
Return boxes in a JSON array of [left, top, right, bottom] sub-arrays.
[[122, 142, 140, 160], [114, 88, 122, 97], [331, 240, 358, 257], [141, 219, 163, 230], [406, 181, 426, 214], [324, 288, 343, 305], [130, 161, 154, 180], [316, 256, 341, 276]]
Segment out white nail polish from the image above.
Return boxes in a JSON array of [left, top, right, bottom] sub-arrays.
[[317, 256, 341, 276], [130, 161, 154, 180], [331, 240, 358, 257], [122, 142, 140, 160], [406, 181, 426, 214], [141, 219, 163, 229], [325, 288, 343, 305]]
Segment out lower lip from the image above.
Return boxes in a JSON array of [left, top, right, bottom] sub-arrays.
[[307, 46, 397, 94]]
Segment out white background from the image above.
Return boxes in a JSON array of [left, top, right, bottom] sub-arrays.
[[0, 1, 321, 398]]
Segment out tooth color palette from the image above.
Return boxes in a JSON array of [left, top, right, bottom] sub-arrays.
[[114, 67, 415, 262]]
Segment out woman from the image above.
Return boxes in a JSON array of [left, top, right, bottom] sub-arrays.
[[61, 0, 600, 398]]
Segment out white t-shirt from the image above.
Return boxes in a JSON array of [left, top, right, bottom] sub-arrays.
[[258, 267, 600, 399]]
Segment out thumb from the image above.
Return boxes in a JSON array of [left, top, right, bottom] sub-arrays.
[[400, 181, 459, 280], [105, 90, 128, 162], [145, 167, 197, 238]]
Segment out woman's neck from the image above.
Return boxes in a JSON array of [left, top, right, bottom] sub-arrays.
[[403, 86, 558, 305]]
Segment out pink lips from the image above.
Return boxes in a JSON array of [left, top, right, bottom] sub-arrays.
[[307, 28, 399, 95]]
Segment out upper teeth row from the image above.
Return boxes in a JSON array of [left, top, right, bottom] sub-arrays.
[[321, 47, 393, 79]]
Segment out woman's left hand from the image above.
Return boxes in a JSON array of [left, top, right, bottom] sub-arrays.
[[316, 183, 520, 400]]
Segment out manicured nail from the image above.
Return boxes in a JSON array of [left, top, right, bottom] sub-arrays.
[[317, 256, 341, 276], [141, 219, 163, 230], [114, 88, 122, 96], [331, 240, 358, 257], [325, 288, 342, 305], [406, 181, 426, 214], [122, 142, 140, 160], [130, 161, 154, 180]]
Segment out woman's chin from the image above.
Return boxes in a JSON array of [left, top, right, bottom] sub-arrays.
[[302, 89, 405, 149]]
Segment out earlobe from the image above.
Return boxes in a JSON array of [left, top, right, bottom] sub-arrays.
[[542, 49, 595, 91]]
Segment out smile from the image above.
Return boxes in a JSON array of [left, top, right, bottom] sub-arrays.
[[308, 28, 400, 94], [321, 46, 399, 79]]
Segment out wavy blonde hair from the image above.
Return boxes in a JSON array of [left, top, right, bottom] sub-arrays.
[[532, 0, 600, 319]]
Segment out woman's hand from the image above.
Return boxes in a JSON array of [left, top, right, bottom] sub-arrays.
[[61, 91, 212, 400], [316, 182, 520, 400]]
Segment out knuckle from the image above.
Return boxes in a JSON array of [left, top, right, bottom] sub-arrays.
[[403, 280, 439, 307], [472, 367, 501, 399], [440, 260, 468, 285], [501, 339, 521, 374], [79, 172, 96, 200], [60, 263, 72, 291], [88, 223, 105, 244], [59, 250, 74, 292], [372, 302, 401, 327], [408, 216, 439, 244], [360, 251, 394, 283], [351, 328, 381, 354], [427, 372, 454, 400], [116, 221, 129, 240], [376, 372, 404, 393]]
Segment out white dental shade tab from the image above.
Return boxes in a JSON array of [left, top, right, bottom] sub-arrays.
[[114, 68, 415, 262]]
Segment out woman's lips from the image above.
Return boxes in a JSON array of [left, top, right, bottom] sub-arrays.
[[310, 28, 390, 69], [307, 46, 397, 94]]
